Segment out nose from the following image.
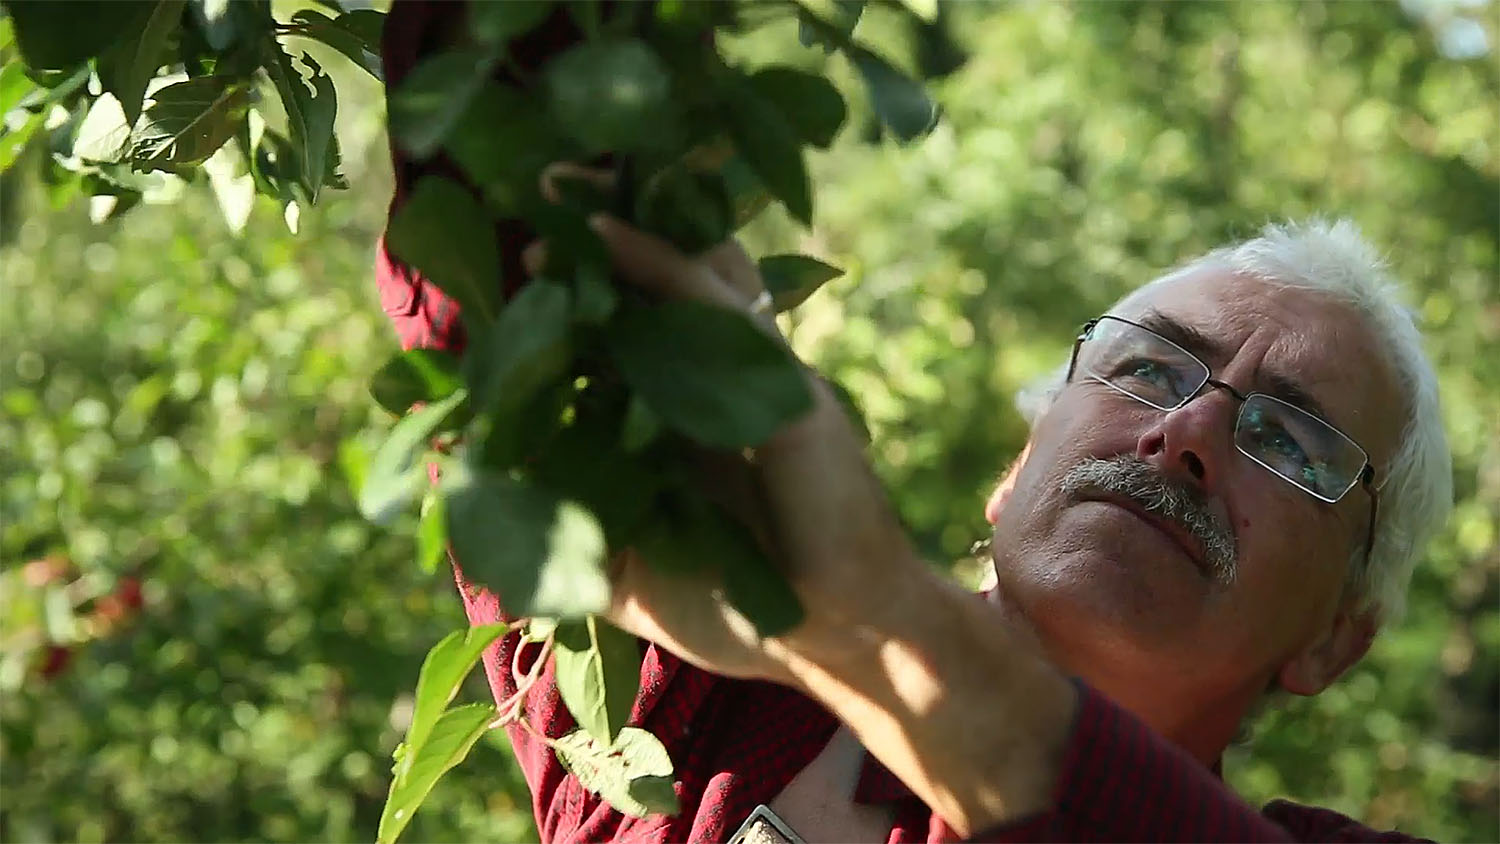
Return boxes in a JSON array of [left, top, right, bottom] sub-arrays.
[[1134, 387, 1239, 493]]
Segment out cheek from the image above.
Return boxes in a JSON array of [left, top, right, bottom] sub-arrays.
[[1230, 484, 1348, 629]]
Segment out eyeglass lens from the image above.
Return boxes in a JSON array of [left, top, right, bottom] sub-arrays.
[[1078, 317, 1366, 502]]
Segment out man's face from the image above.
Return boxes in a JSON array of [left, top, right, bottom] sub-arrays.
[[990, 268, 1401, 720]]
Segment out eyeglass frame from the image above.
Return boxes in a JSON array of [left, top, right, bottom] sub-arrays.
[[1064, 314, 1380, 567]]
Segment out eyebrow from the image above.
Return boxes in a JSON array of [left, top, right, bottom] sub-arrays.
[[1135, 309, 1337, 426]]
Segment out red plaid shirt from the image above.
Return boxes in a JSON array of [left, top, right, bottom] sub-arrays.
[[376, 4, 1429, 841]]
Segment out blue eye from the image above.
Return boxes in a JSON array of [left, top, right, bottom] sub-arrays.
[[1115, 357, 1184, 393], [1245, 408, 1320, 483]]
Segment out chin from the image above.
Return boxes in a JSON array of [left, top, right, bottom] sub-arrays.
[[993, 546, 1202, 677]]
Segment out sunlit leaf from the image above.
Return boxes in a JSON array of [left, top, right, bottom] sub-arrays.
[[416, 490, 447, 575], [552, 727, 680, 818], [370, 348, 465, 416], [378, 703, 496, 844], [130, 76, 248, 172], [262, 45, 339, 201], [441, 462, 610, 618], [402, 625, 507, 759], [553, 616, 641, 746], [358, 389, 468, 524]]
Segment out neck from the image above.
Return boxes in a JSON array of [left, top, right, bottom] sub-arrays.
[[980, 585, 1259, 770]]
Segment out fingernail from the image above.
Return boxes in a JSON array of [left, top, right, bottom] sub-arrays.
[[587, 214, 608, 234]]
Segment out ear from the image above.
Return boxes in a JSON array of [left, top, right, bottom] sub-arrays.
[[1276, 605, 1379, 696], [985, 442, 1033, 525]]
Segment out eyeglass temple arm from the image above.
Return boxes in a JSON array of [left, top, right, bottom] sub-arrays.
[[1066, 319, 1100, 382], [1361, 464, 1379, 565]]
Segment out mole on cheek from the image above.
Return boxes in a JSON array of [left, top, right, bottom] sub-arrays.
[[1241, 519, 1252, 530]]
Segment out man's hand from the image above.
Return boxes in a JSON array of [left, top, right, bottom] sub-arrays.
[[570, 212, 916, 676], [531, 190, 1078, 837]]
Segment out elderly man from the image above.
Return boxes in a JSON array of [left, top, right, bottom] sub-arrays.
[[379, 196, 1451, 840]]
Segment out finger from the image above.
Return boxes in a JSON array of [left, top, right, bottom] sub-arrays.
[[522, 240, 548, 276], [540, 162, 616, 205], [588, 214, 747, 310], [703, 239, 763, 300]]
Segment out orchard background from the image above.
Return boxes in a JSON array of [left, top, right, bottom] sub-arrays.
[[2, 0, 1496, 841]]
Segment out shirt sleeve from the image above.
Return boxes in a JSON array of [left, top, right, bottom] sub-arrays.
[[965, 679, 1386, 843], [377, 4, 601, 838]]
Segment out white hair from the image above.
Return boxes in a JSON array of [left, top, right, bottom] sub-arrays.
[[1017, 219, 1452, 626]]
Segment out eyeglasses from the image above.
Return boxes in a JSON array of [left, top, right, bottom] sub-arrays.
[[1066, 315, 1379, 564]]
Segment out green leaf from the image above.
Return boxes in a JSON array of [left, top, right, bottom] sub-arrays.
[[716, 512, 804, 638], [72, 93, 135, 163], [370, 348, 465, 416], [442, 82, 557, 214], [358, 389, 468, 524], [824, 376, 871, 444], [627, 775, 681, 814], [722, 154, 772, 229], [288, 9, 383, 80], [607, 300, 814, 449], [619, 396, 660, 453], [402, 625, 507, 759], [463, 280, 572, 423], [2, 113, 44, 171], [553, 616, 641, 746], [386, 176, 500, 324], [527, 616, 557, 641], [262, 45, 339, 201], [203, 141, 255, 234], [849, 47, 937, 143], [334, 8, 385, 46], [633, 165, 734, 255], [758, 254, 843, 312], [525, 198, 613, 278], [720, 72, 812, 225], [526, 406, 664, 547], [5, 0, 145, 72], [572, 263, 617, 325], [389, 47, 496, 159], [190, 0, 238, 52], [96, 0, 186, 126], [747, 67, 846, 149], [441, 463, 610, 618], [0, 61, 38, 117], [416, 489, 448, 574], [378, 703, 496, 844], [796, 0, 864, 53], [470, 0, 553, 47], [897, 0, 938, 22], [129, 76, 249, 172], [552, 727, 680, 818], [633, 495, 804, 637], [543, 39, 673, 155]]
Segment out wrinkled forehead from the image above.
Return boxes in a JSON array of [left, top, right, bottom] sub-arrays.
[[1109, 267, 1403, 465]]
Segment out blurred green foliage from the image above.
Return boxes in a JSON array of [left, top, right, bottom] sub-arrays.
[[1, 1, 1495, 842]]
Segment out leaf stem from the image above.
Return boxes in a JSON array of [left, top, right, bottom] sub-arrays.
[[495, 630, 554, 725]]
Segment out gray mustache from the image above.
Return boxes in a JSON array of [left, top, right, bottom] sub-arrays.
[[1059, 455, 1237, 583]]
